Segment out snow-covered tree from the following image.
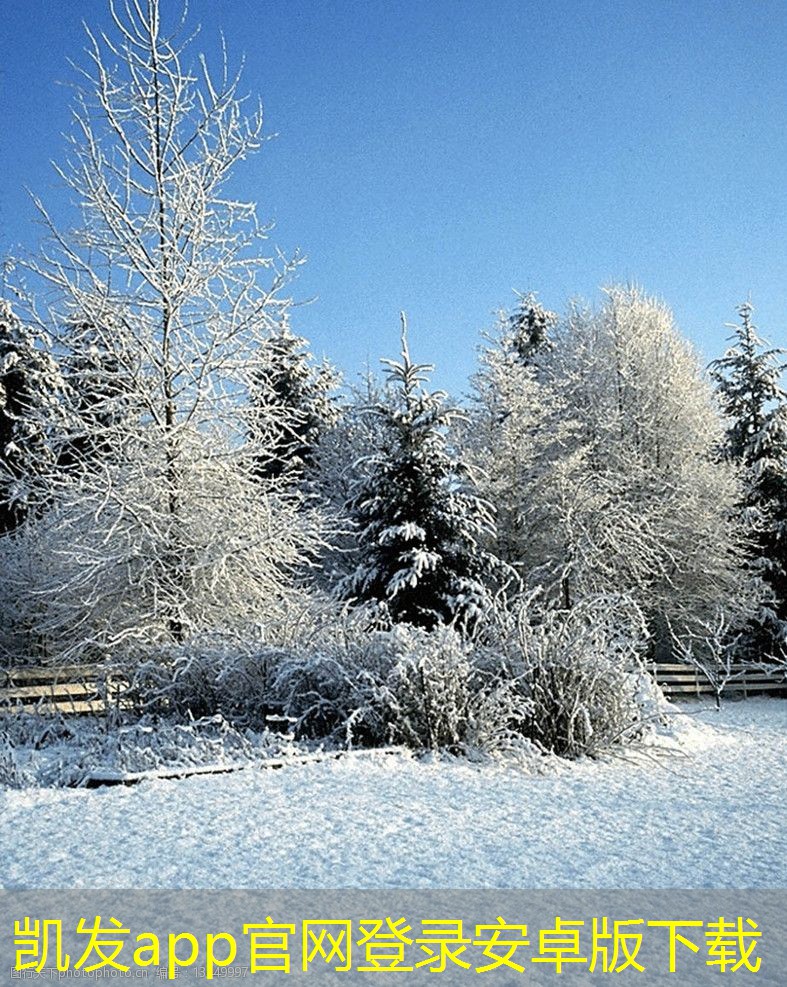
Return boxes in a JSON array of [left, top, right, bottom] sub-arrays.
[[505, 290, 557, 366], [549, 286, 758, 649], [341, 316, 497, 630], [709, 302, 787, 656], [248, 322, 339, 484], [0, 299, 62, 534], [56, 319, 140, 471], [710, 303, 786, 461], [3, 0, 323, 664], [472, 285, 758, 655], [308, 371, 390, 588], [468, 293, 565, 572]]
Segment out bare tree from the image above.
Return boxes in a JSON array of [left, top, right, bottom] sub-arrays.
[[669, 611, 742, 710], [470, 285, 760, 655], [3, 0, 323, 665]]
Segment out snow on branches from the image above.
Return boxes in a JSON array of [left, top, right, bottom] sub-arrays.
[[342, 315, 498, 631], [471, 285, 759, 656], [1, 0, 325, 664]]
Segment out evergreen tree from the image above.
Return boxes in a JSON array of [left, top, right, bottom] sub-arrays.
[[709, 302, 787, 656], [248, 323, 339, 483], [506, 290, 557, 366], [57, 320, 139, 471], [342, 316, 497, 630], [310, 371, 390, 588], [0, 300, 61, 534]]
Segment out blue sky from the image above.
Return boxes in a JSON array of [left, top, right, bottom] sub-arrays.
[[2, 0, 787, 394]]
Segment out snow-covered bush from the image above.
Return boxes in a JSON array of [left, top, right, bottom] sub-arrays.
[[382, 627, 547, 760], [121, 634, 285, 727], [0, 712, 74, 788], [274, 621, 513, 752], [118, 602, 381, 726], [272, 624, 404, 746], [0, 732, 22, 788], [384, 625, 474, 750], [122, 594, 659, 762], [0, 711, 302, 788], [479, 593, 657, 758]]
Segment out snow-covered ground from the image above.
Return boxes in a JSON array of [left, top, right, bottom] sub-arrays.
[[1, 699, 785, 889]]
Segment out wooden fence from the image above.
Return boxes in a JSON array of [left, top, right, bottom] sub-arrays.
[[1, 661, 785, 716], [0, 664, 126, 716], [648, 662, 787, 699]]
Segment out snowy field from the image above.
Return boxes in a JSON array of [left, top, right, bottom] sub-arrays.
[[1, 699, 785, 889]]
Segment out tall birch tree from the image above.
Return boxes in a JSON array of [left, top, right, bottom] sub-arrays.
[[3, 0, 322, 664]]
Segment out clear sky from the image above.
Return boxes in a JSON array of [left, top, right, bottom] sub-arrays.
[[2, 0, 787, 394]]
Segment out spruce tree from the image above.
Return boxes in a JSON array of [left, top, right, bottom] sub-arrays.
[[709, 302, 787, 657], [506, 291, 557, 366], [0, 300, 61, 534], [309, 372, 390, 587], [58, 320, 139, 471], [342, 317, 496, 630], [248, 324, 339, 483]]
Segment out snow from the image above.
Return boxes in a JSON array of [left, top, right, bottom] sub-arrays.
[[1, 699, 786, 889]]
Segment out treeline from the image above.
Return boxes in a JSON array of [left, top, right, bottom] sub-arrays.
[[2, 286, 786, 667]]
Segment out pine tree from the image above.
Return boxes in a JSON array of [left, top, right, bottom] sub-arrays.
[[342, 316, 497, 630], [506, 290, 557, 366], [0, 300, 61, 534], [248, 323, 339, 484], [709, 302, 787, 657], [57, 320, 139, 471]]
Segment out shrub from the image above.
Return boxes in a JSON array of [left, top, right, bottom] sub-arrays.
[[119, 602, 382, 728], [99, 593, 661, 762], [0, 732, 21, 788], [478, 593, 656, 757], [124, 637, 282, 727], [274, 622, 494, 751]]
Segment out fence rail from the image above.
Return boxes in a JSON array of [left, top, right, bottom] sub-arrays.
[[648, 662, 787, 699], [0, 664, 126, 716], [1, 660, 785, 716]]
